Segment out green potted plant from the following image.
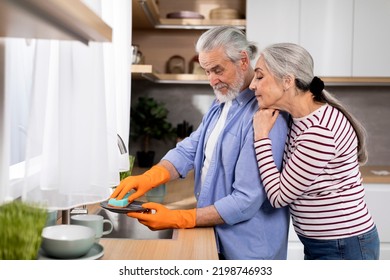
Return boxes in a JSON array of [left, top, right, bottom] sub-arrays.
[[0, 201, 48, 259], [130, 97, 176, 167]]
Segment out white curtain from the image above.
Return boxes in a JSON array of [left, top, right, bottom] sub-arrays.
[[1, 0, 131, 209]]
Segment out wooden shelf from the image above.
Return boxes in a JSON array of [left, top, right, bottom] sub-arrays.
[[133, 0, 246, 30], [155, 73, 208, 84], [157, 18, 246, 30], [131, 64, 158, 81], [0, 0, 112, 44], [321, 77, 390, 86], [131, 64, 153, 74], [131, 66, 390, 86]]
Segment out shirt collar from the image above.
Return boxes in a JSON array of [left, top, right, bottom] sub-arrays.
[[235, 88, 255, 106]]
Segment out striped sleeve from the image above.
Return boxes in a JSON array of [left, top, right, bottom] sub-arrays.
[[254, 126, 336, 208]]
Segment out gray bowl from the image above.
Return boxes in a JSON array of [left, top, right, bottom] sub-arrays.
[[41, 224, 95, 259]]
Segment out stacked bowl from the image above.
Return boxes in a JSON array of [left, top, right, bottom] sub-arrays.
[[40, 224, 96, 259]]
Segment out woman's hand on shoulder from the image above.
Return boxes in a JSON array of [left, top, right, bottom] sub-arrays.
[[253, 109, 279, 141]]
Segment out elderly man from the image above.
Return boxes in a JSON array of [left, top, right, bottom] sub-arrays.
[[111, 26, 290, 260]]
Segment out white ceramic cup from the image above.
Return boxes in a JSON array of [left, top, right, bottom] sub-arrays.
[[70, 214, 113, 241]]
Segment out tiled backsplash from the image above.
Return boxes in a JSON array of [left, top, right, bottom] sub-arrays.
[[130, 80, 390, 166], [332, 86, 390, 166]]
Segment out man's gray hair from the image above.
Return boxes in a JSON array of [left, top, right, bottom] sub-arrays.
[[195, 26, 257, 62]]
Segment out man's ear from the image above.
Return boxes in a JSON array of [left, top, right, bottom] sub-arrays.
[[240, 50, 250, 70]]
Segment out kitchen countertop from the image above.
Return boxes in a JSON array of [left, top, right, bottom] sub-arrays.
[[91, 169, 219, 260], [360, 165, 390, 184], [87, 165, 388, 260]]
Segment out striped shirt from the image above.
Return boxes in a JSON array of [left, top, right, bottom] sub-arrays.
[[254, 104, 375, 239]]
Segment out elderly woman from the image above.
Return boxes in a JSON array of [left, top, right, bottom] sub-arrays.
[[250, 42, 380, 260]]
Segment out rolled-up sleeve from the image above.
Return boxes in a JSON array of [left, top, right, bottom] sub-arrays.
[[163, 122, 203, 178]]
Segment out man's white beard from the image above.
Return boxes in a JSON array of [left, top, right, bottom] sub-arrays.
[[213, 71, 245, 103]]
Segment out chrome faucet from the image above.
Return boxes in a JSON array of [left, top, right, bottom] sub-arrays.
[[117, 134, 127, 154], [61, 134, 127, 224]]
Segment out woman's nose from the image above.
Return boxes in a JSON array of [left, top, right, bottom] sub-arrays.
[[249, 77, 256, 91]]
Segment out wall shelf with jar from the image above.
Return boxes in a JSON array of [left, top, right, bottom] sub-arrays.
[[131, 0, 246, 84], [133, 0, 246, 30]]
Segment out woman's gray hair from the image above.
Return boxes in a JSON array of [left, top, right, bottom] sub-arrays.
[[261, 42, 368, 165], [195, 26, 257, 63]]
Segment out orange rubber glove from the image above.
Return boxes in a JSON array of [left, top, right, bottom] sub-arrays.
[[110, 165, 170, 202], [127, 202, 196, 230]]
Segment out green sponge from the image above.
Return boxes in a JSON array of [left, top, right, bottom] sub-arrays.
[[108, 193, 131, 207]]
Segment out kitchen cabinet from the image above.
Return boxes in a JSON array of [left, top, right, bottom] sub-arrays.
[[360, 166, 390, 260], [247, 0, 390, 85], [0, 0, 112, 44], [248, 0, 353, 77], [363, 183, 390, 260], [286, 223, 304, 260], [300, 0, 353, 77], [1, 0, 112, 202], [353, 0, 390, 76], [247, 0, 352, 77], [131, 0, 246, 84], [246, 0, 300, 49]]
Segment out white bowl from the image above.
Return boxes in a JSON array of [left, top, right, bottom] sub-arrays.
[[41, 224, 95, 259]]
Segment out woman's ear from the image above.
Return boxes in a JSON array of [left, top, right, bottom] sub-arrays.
[[283, 75, 294, 91]]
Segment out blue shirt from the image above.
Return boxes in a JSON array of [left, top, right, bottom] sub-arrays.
[[163, 88, 290, 259]]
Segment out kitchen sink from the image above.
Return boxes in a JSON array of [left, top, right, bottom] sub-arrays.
[[95, 208, 173, 240]]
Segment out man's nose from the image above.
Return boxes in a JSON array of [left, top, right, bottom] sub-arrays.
[[208, 72, 219, 87]]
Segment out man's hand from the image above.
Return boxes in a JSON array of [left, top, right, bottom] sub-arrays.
[[127, 202, 196, 230], [110, 165, 170, 203]]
